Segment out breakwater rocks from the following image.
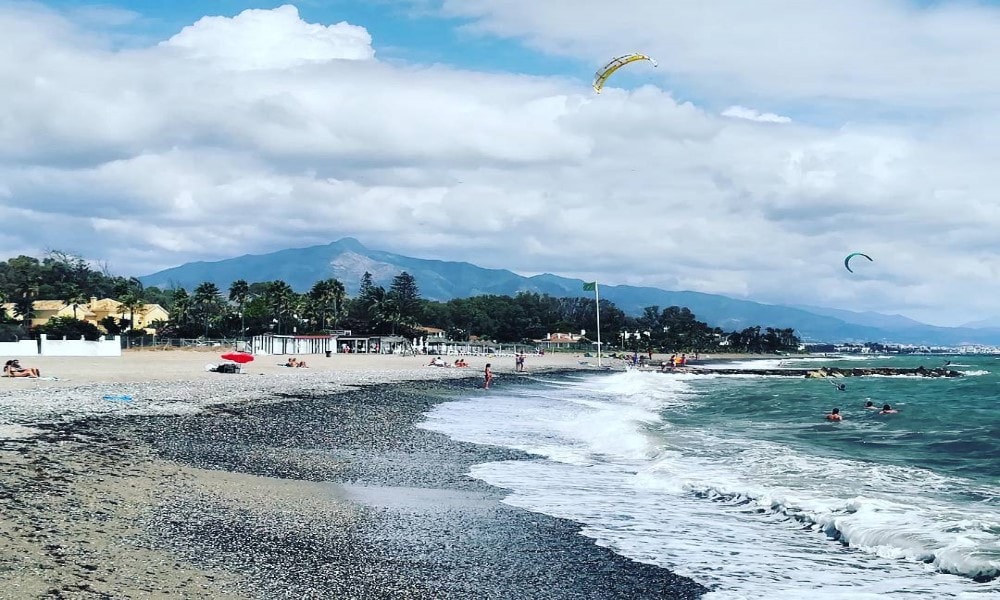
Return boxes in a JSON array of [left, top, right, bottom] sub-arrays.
[[669, 366, 963, 378]]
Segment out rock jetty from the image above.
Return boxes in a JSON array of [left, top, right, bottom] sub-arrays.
[[663, 365, 962, 378]]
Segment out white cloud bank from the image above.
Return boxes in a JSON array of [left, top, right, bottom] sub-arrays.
[[2, 2, 1000, 326], [161, 4, 375, 70], [721, 106, 791, 124]]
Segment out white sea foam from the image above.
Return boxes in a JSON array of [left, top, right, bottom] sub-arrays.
[[419, 370, 1000, 599], [0, 424, 43, 439]]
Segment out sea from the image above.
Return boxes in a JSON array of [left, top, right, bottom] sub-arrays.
[[418, 355, 1000, 599]]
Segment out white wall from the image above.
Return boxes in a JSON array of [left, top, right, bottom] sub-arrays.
[[0, 340, 41, 356], [39, 334, 122, 357], [252, 335, 333, 356]]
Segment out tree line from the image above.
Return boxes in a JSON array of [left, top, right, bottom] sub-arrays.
[[0, 252, 801, 353]]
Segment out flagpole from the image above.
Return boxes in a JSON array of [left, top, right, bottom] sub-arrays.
[[595, 282, 602, 368]]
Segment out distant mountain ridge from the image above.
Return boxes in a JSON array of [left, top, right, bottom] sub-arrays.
[[138, 238, 1000, 345]]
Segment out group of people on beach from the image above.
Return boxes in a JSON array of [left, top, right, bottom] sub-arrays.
[[427, 356, 469, 368], [284, 357, 308, 368], [826, 401, 898, 421], [3, 359, 40, 378], [659, 354, 689, 371]]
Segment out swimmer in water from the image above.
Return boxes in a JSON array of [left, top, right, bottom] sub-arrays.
[[825, 408, 843, 421], [879, 404, 898, 415], [828, 379, 846, 392], [864, 400, 878, 410]]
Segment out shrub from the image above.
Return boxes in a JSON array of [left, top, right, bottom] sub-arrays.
[[34, 316, 104, 341]]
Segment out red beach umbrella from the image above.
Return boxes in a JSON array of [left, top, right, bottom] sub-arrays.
[[220, 352, 255, 364]]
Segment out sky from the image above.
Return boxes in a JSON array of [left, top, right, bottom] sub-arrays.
[[3, 1, 1000, 327]]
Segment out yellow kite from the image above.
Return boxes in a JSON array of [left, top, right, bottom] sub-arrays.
[[592, 53, 658, 94]]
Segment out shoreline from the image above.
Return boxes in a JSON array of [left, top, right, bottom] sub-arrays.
[[0, 352, 709, 599], [0, 349, 784, 439]]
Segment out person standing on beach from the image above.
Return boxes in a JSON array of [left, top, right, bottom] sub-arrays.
[[483, 363, 494, 389], [515, 353, 525, 372]]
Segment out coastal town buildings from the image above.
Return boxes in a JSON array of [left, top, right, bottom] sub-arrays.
[[1, 296, 169, 334]]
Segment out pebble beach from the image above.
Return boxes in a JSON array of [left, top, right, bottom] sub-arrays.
[[0, 349, 708, 599]]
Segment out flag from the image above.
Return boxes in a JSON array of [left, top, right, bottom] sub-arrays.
[[582, 281, 597, 292]]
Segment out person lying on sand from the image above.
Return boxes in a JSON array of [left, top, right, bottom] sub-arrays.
[[285, 357, 308, 368], [3, 359, 40, 378]]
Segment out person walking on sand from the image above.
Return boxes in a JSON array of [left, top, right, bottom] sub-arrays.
[[483, 363, 494, 389]]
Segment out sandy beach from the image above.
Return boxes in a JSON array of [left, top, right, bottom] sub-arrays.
[[0, 349, 708, 599]]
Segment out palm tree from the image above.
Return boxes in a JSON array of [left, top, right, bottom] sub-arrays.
[[118, 293, 146, 332], [12, 275, 40, 331], [308, 278, 347, 330], [12, 297, 34, 330], [327, 279, 346, 329], [263, 281, 296, 335], [64, 286, 90, 320], [193, 282, 223, 338], [170, 288, 192, 329], [229, 279, 250, 340]]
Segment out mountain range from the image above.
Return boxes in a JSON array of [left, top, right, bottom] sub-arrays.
[[138, 238, 1000, 346]]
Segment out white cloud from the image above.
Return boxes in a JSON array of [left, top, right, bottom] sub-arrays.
[[722, 105, 791, 124], [435, 0, 1000, 113], [3, 3, 1000, 326], [160, 4, 375, 70]]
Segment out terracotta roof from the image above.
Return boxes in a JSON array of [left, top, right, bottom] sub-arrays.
[[66, 306, 96, 318], [33, 300, 69, 311], [89, 298, 122, 311], [3, 299, 162, 319], [2, 300, 92, 314]]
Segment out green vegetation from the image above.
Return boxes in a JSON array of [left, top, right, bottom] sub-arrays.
[[35, 316, 103, 341], [0, 252, 802, 352]]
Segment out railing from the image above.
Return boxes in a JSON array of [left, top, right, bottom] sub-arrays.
[[121, 337, 250, 351]]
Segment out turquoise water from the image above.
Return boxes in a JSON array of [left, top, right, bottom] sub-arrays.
[[420, 355, 1000, 599], [681, 355, 1000, 485]]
